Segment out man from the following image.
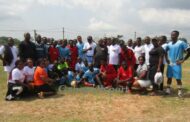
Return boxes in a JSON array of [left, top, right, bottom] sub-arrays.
[[114, 61, 134, 93], [18, 33, 36, 62], [0, 37, 18, 81], [127, 39, 134, 51], [82, 64, 101, 87], [94, 39, 108, 68], [48, 41, 59, 63], [165, 30, 190, 97], [76, 36, 84, 59], [108, 38, 121, 70], [67, 40, 78, 71], [35, 35, 46, 60], [144, 36, 153, 66], [58, 39, 70, 60], [120, 44, 136, 68], [83, 36, 96, 64]]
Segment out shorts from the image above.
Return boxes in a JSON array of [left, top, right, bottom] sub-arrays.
[[34, 84, 55, 93], [137, 80, 151, 88], [167, 64, 182, 80]]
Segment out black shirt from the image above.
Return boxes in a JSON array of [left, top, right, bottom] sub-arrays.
[[149, 46, 164, 66], [19, 41, 36, 62]]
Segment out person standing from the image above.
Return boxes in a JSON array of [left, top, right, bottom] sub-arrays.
[[18, 33, 36, 62], [48, 41, 59, 63], [165, 31, 190, 97], [58, 39, 70, 60], [134, 37, 145, 70], [144, 36, 153, 66], [67, 40, 78, 71], [76, 36, 84, 59], [0, 37, 18, 81], [149, 38, 164, 95], [83, 36, 96, 64], [94, 39, 108, 68], [108, 38, 121, 70], [35, 35, 46, 60]]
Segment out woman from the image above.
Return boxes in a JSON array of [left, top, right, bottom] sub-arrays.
[[6, 60, 31, 101], [33, 58, 56, 98], [23, 58, 35, 83], [149, 38, 164, 95], [133, 56, 151, 94]]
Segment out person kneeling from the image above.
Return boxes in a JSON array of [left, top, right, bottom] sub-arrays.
[[133, 56, 151, 94], [114, 61, 134, 93], [6, 60, 32, 101], [34, 59, 56, 98]]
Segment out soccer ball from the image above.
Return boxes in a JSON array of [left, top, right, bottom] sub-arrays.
[[154, 72, 163, 85], [71, 80, 77, 88]]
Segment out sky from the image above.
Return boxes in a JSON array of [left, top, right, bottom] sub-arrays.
[[0, 0, 190, 41]]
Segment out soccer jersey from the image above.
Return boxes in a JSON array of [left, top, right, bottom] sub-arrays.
[[166, 40, 189, 64], [76, 42, 84, 59], [58, 46, 70, 59], [83, 68, 99, 84], [34, 66, 48, 86], [118, 66, 133, 81]]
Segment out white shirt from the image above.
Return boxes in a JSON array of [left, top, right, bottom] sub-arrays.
[[83, 42, 96, 56], [0, 45, 18, 73], [23, 66, 35, 82], [127, 46, 134, 52], [108, 44, 121, 65], [9, 68, 25, 84], [134, 45, 145, 64], [144, 43, 153, 65]]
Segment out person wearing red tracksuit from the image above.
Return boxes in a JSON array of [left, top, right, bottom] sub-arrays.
[[67, 40, 78, 71]]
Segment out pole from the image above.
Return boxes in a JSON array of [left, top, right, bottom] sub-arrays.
[[62, 27, 64, 40], [134, 31, 137, 41]]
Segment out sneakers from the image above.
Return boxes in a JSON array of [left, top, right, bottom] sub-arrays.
[[178, 89, 183, 98], [5, 94, 15, 101], [165, 87, 171, 95]]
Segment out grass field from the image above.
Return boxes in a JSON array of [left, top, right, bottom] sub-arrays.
[[0, 60, 190, 122]]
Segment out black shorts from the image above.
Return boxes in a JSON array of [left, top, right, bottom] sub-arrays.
[[34, 84, 55, 93]]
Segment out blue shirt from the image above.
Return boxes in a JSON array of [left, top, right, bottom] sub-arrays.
[[76, 42, 84, 58], [166, 40, 189, 64], [83, 68, 99, 84], [58, 46, 70, 59]]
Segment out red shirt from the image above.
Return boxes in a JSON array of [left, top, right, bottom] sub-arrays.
[[120, 48, 136, 67], [100, 64, 117, 75], [67, 45, 78, 60], [118, 66, 133, 80], [49, 46, 59, 62]]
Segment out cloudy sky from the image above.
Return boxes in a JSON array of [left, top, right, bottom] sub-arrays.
[[0, 0, 190, 41]]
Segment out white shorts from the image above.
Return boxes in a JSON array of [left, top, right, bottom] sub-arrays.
[[137, 80, 151, 88]]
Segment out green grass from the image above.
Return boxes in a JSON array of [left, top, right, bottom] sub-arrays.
[[0, 60, 190, 122]]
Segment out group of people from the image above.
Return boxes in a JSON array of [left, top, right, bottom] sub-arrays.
[[0, 30, 190, 101]]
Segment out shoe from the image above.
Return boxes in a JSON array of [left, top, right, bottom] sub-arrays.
[[5, 95, 15, 101], [178, 89, 183, 98], [38, 92, 44, 99], [165, 87, 171, 95]]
